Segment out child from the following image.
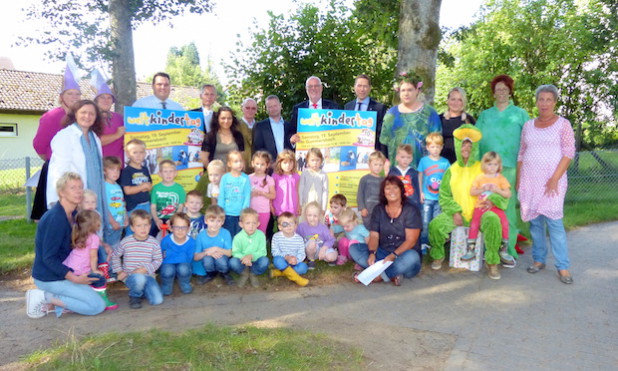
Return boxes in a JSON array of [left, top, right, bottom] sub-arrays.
[[111, 209, 163, 309], [357, 151, 386, 229], [218, 150, 251, 237], [63, 210, 118, 311], [272, 149, 300, 216], [417, 133, 450, 251], [388, 144, 421, 210], [151, 159, 186, 234], [120, 139, 153, 235], [462, 152, 514, 266], [299, 148, 328, 212], [103, 156, 128, 250], [270, 212, 309, 286], [194, 205, 235, 286], [336, 208, 370, 265], [184, 190, 206, 239], [206, 159, 225, 206], [229, 208, 269, 287], [249, 151, 275, 235], [324, 194, 347, 237], [80, 190, 113, 278], [159, 212, 195, 295], [297, 201, 337, 268]]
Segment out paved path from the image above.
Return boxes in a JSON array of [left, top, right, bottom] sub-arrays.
[[1, 222, 616, 370]]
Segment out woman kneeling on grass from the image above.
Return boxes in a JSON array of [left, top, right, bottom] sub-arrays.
[[27, 172, 106, 318]]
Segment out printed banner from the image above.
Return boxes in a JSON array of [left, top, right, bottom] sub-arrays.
[[124, 107, 205, 191], [296, 108, 377, 207]]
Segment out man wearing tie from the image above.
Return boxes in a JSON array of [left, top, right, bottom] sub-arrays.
[[289, 76, 340, 133], [191, 84, 218, 134], [132, 72, 184, 111], [344, 74, 388, 155]]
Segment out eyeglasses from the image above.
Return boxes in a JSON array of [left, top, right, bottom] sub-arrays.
[[173, 226, 188, 230], [306, 84, 322, 89], [279, 222, 294, 228]]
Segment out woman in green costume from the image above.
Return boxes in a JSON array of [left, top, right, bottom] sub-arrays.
[[476, 75, 529, 265], [428, 125, 507, 279]]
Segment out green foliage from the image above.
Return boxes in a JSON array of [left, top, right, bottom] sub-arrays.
[[165, 42, 223, 90]]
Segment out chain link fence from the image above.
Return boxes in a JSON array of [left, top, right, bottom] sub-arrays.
[[0, 157, 44, 192]]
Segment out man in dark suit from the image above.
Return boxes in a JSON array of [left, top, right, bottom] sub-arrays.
[[344, 74, 388, 156], [289, 76, 340, 134], [253, 95, 297, 163], [191, 84, 218, 133]]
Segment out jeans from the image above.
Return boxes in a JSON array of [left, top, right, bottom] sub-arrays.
[[529, 215, 570, 270], [273, 256, 308, 275], [229, 256, 270, 275], [350, 243, 421, 279], [421, 199, 441, 245], [34, 278, 105, 317], [202, 255, 230, 274], [124, 273, 164, 305], [104, 227, 123, 249], [159, 263, 193, 295], [223, 215, 240, 238]]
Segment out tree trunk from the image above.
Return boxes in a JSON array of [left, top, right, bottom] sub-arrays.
[[397, 0, 442, 104], [109, 0, 136, 115]]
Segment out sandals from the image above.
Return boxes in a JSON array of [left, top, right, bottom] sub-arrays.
[[390, 275, 402, 286], [353, 272, 361, 284], [558, 270, 574, 284], [526, 262, 546, 273]]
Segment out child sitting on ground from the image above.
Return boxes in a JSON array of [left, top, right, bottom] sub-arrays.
[[357, 151, 386, 229], [229, 208, 269, 287], [111, 209, 163, 309], [184, 190, 206, 239], [206, 159, 225, 206], [151, 159, 186, 236], [336, 208, 370, 265], [299, 148, 329, 212], [297, 201, 337, 269], [194, 205, 234, 286], [270, 212, 309, 286], [159, 212, 195, 295], [324, 194, 347, 239]]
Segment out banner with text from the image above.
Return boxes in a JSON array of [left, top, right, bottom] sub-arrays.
[[124, 107, 205, 191], [296, 108, 377, 207]]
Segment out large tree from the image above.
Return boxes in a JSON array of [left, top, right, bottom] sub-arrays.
[[17, 0, 213, 114]]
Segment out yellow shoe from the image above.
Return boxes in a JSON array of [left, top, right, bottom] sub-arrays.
[[269, 269, 284, 278], [282, 267, 309, 287]]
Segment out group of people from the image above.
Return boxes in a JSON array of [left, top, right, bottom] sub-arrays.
[[26, 69, 576, 319]]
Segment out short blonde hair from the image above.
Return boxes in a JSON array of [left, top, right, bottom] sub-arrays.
[[481, 151, 503, 173], [303, 201, 323, 220], [425, 132, 444, 146], [204, 205, 225, 221], [306, 148, 324, 163], [239, 207, 259, 222], [82, 189, 97, 201], [129, 209, 152, 225], [125, 138, 147, 150], [56, 172, 83, 195], [338, 208, 359, 225], [396, 144, 413, 156], [227, 150, 244, 169], [159, 159, 176, 170], [368, 151, 386, 164], [207, 159, 226, 174]]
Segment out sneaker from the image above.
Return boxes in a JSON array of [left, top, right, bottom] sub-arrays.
[[221, 272, 236, 286], [307, 260, 316, 270], [129, 296, 142, 309], [421, 244, 430, 255], [431, 258, 444, 270], [197, 273, 216, 285], [499, 250, 516, 268], [336, 255, 348, 266], [461, 249, 477, 261], [26, 289, 48, 319], [487, 264, 501, 280]]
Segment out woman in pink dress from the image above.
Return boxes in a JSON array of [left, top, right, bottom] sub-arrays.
[[92, 71, 125, 166], [517, 85, 575, 284]]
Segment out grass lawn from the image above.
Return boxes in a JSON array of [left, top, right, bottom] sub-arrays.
[[0, 192, 27, 218], [24, 324, 364, 370], [0, 218, 36, 275]]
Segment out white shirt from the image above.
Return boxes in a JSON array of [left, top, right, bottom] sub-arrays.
[[132, 95, 184, 111]]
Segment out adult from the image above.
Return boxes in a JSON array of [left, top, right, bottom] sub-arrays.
[[46, 100, 108, 229], [91, 71, 125, 165], [380, 72, 441, 169], [439, 87, 476, 164], [253, 95, 295, 163], [191, 84, 218, 133], [200, 106, 245, 167], [31, 67, 82, 220], [132, 72, 183, 111], [239, 98, 257, 171], [289, 76, 340, 134], [428, 125, 507, 279], [476, 75, 530, 261], [27, 172, 105, 318], [344, 74, 388, 156], [350, 175, 422, 286], [517, 85, 575, 284]]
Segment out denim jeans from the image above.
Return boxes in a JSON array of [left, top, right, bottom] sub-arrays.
[[421, 199, 441, 245], [104, 228, 123, 249], [202, 255, 230, 274], [529, 215, 570, 270], [223, 215, 240, 238], [159, 263, 193, 295], [34, 278, 106, 317], [229, 256, 269, 275], [273, 256, 308, 275], [124, 273, 164, 305], [349, 243, 421, 279]]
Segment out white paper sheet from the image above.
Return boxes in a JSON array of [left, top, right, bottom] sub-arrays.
[[357, 259, 393, 286]]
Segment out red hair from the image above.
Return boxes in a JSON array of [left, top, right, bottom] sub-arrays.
[[490, 75, 514, 94]]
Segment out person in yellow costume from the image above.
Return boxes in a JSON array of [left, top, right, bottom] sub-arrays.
[[428, 124, 507, 279]]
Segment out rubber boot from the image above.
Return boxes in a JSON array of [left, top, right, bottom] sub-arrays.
[[249, 273, 260, 288], [269, 269, 284, 278], [96, 289, 118, 310], [237, 269, 250, 288], [282, 267, 309, 287]]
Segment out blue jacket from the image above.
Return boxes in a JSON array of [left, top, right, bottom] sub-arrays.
[[32, 202, 74, 281]]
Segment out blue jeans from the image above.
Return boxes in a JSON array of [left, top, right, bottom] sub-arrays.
[[124, 273, 164, 305], [529, 215, 570, 270], [350, 243, 421, 279], [105, 227, 123, 249], [202, 255, 230, 274], [229, 256, 270, 275], [273, 256, 308, 274], [34, 278, 105, 317], [159, 263, 193, 295], [421, 199, 441, 245], [223, 215, 240, 238]]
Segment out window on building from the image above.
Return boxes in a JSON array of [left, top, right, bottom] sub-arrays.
[[0, 123, 18, 137]]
